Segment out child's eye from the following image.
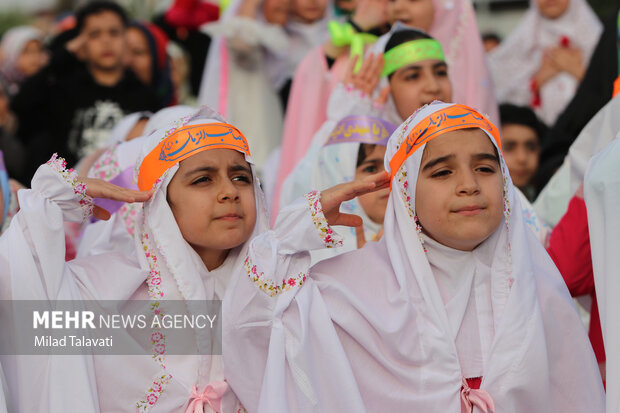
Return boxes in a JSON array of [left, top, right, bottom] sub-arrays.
[[363, 165, 378, 174], [405, 73, 420, 80], [435, 69, 448, 77], [431, 170, 451, 178], [192, 176, 211, 185], [476, 166, 496, 173], [232, 175, 252, 184]]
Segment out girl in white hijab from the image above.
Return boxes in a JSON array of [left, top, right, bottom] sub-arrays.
[[223, 101, 605, 412], [489, 0, 602, 126], [0, 107, 275, 412]]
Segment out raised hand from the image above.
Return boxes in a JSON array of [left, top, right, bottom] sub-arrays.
[[81, 178, 154, 220], [320, 171, 389, 227], [343, 53, 385, 97]]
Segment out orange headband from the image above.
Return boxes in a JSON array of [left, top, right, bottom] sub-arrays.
[[388, 104, 501, 186], [138, 122, 251, 191]]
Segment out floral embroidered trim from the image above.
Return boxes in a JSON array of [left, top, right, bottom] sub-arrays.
[[120, 203, 142, 237], [396, 168, 426, 252], [304, 190, 343, 248], [46, 153, 94, 220], [136, 373, 172, 412], [244, 255, 307, 297], [91, 146, 121, 181], [237, 404, 248, 413]]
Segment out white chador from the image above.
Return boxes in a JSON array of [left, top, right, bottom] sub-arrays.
[[585, 134, 620, 413], [0, 108, 270, 412], [222, 102, 605, 412]]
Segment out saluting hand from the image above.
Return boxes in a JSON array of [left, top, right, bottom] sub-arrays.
[[81, 178, 154, 221]]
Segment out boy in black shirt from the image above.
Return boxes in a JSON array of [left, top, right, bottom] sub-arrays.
[[12, 1, 161, 182]]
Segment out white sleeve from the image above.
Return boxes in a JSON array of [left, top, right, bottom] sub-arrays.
[[0, 154, 94, 301]]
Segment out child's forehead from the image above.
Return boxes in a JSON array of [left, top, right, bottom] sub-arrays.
[[178, 148, 250, 169], [420, 128, 495, 160]]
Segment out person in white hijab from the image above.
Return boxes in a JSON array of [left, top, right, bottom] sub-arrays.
[[585, 133, 620, 413], [222, 101, 605, 412], [489, 0, 602, 126], [534, 94, 620, 227], [0, 107, 271, 412], [0, 25, 46, 97]]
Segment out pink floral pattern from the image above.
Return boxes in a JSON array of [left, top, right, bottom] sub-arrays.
[[244, 255, 307, 297], [304, 190, 343, 248], [46, 153, 94, 220], [120, 203, 142, 237], [91, 145, 122, 181], [136, 373, 172, 412]]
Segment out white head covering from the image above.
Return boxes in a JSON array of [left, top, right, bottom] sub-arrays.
[[0, 25, 43, 94], [584, 134, 620, 413], [103, 111, 152, 147], [534, 94, 620, 226], [489, 0, 602, 126], [198, 0, 288, 169], [307, 102, 605, 411]]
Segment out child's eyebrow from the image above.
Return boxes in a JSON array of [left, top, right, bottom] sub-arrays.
[[184, 166, 217, 177], [472, 153, 500, 164], [230, 164, 252, 174], [359, 158, 383, 166], [421, 154, 455, 172]]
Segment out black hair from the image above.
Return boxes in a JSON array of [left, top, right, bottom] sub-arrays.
[[384, 29, 433, 53], [75, 1, 129, 33], [499, 103, 548, 143], [356, 143, 379, 167], [482, 32, 501, 44]]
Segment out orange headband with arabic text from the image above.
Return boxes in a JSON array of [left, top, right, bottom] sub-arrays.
[[138, 123, 251, 191], [388, 104, 501, 186]]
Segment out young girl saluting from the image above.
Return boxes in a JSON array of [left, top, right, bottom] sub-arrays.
[[223, 102, 605, 412]]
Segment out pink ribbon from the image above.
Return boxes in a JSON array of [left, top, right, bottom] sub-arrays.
[[185, 381, 228, 413], [461, 376, 495, 413]]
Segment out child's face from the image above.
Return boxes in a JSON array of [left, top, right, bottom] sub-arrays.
[[355, 145, 389, 224], [501, 124, 540, 189], [389, 60, 452, 121], [263, 0, 291, 25], [17, 40, 46, 77], [415, 129, 504, 251], [81, 11, 126, 71], [291, 0, 327, 23], [125, 27, 152, 85], [536, 0, 569, 19], [386, 0, 435, 32], [167, 149, 257, 259]]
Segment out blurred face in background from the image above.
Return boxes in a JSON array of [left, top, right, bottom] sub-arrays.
[[386, 0, 435, 32], [389, 59, 452, 120], [501, 123, 540, 189], [536, 0, 569, 19], [81, 10, 126, 71], [125, 27, 152, 85], [263, 0, 291, 25], [291, 0, 327, 23], [16, 39, 47, 76]]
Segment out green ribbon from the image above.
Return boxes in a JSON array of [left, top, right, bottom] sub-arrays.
[[381, 38, 445, 77], [328, 21, 377, 73]]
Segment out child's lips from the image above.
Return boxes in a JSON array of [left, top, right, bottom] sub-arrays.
[[215, 213, 242, 221], [452, 205, 485, 216]]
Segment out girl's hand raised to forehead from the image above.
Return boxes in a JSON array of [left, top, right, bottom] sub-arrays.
[[81, 178, 154, 221], [320, 171, 390, 227], [343, 53, 390, 106]]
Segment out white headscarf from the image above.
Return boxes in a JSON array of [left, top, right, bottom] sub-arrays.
[[534, 94, 620, 227], [0, 25, 43, 94], [584, 134, 620, 413], [103, 111, 152, 147], [489, 0, 602, 126], [226, 102, 604, 412]]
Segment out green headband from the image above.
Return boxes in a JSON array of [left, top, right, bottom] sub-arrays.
[[381, 38, 445, 77]]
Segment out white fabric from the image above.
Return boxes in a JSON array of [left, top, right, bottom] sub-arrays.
[[534, 95, 620, 226], [0, 108, 271, 412], [199, 0, 288, 171], [585, 135, 620, 413], [488, 0, 602, 126], [103, 111, 151, 147], [223, 102, 605, 412]]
